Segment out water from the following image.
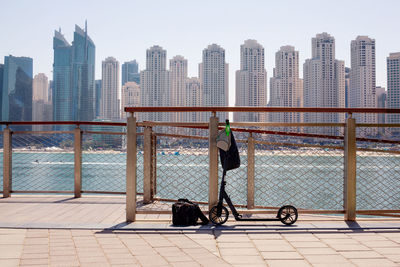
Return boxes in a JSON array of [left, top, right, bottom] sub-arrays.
[[1, 152, 399, 211]]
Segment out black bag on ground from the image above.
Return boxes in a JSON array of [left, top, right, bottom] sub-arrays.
[[172, 199, 209, 226]]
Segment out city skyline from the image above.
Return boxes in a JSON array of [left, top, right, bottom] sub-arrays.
[[1, 0, 399, 107]]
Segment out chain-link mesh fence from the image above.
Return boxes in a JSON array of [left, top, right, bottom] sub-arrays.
[[11, 132, 75, 192], [254, 126, 344, 210], [82, 130, 128, 193], [154, 127, 209, 203], [356, 126, 400, 211]]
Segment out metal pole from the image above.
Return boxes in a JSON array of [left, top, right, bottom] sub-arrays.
[[247, 134, 255, 209], [344, 116, 357, 221], [74, 126, 82, 198], [3, 127, 12, 198], [143, 126, 152, 203], [126, 114, 137, 222], [209, 114, 219, 210]]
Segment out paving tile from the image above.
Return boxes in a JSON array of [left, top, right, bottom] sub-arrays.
[[154, 246, 182, 256], [290, 241, 328, 248], [247, 233, 283, 240], [21, 253, 48, 259], [164, 255, 194, 262], [321, 238, 360, 244], [217, 242, 254, 248], [20, 258, 49, 265], [361, 240, 399, 248], [219, 248, 260, 256], [350, 258, 398, 267], [339, 250, 384, 259], [282, 234, 320, 242], [385, 254, 400, 263], [0, 245, 23, 259], [222, 255, 265, 264], [135, 255, 169, 266], [261, 251, 303, 260], [373, 247, 400, 254], [266, 259, 311, 267], [297, 247, 339, 255], [304, 254, 350, 264], [171, 261, 201, 267], [0, 259, 20, 267], [328, 243, 370, 251]]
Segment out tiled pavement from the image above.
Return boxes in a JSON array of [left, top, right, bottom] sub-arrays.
[[1, 195, 400, 266]]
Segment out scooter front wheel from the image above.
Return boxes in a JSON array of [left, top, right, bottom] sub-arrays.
[[209, 206, 229, 225], [277, 205, 298, 225]]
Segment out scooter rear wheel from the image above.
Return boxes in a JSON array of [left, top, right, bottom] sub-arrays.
[[209, 206, 229, 225], [277, 205, 298, 225]]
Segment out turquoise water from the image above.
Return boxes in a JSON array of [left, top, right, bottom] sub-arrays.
[[1, 152, 399, 211]]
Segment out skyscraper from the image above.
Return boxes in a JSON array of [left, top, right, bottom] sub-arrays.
[[122, 60, 140, 85], [140, 45, 170, 122], [95, 79, 102, 118], [72, 23, 96, 121], [0, 64, 4, 115], [53, 29, 73, 122], [170, 55, 188, 122], [303, 33, 345, 133], [121, 82, 140, 119], [269, 45, 302, 123], [200, 44, 229, 121], [185, 77, 202, 123], [1, 55, 33, 124], [345, 67, 350, 107], [235, 40, 267, 122], [101, 57, 120, 120], [387, 52, 400, 133], [52, 23, 95, 123], [32, 73, 52, 130], [350, 36, 377, 129], [376, 86, 386, 126]]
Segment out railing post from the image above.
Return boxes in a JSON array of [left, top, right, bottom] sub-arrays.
[[209, 113, 219, 210], [151, 133, 157, 196], [247, 134, 255, 209], [143, 126, 153, 203], [3, 127, 12, 198], [344, 115, 357, 221], [126, 114, 137, 222], [74, 126, 82, 198]]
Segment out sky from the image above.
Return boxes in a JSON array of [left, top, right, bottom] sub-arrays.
[[1, 0, 400, 106]]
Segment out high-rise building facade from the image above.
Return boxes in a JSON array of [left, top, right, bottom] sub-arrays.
[[345, 67, 350, 107], [350, 36, 377, 128], [303, 33, 345, 133], [95, 80, 102, 118], [122, 60, 140, 85], [185, 77, 202, 122], [32, 73, 52, 130], [72, 24, 96, 121], [235, 40, 267, 122], [121, 82, 140, 119], [0, 64, 4, 115], [170, 55, 188, 122], [52, 24, 95, 123], [101, 57, 120, 120], [269, 45, 302, 123], [53, 29, 73, 122], [376, 86, 386, 128], [387, 52, 400, 133], [200, 44, 229, 121], [140, 45, 170, 122], [1, 55, 33, 124]]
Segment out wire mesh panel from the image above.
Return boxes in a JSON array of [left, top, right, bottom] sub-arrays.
[[356, 126, 400, 210], [11, 133, 74, 191], [155, 127, 209, 202], [82, 132, 127, 193], [254, 129, 344, 210]]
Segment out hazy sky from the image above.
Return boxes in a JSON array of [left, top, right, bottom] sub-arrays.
[[1, 0, 399, 105]]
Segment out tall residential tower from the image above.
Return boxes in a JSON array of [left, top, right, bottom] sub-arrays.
[[269, 45, 302, 123], [235, 40, 267, 122], [101, 57, 120, 120]]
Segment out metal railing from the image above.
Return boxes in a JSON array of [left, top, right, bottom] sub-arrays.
[[2, 107, 400, 222]]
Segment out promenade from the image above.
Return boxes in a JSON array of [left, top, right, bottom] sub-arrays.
[[0, 195, 400, 267]]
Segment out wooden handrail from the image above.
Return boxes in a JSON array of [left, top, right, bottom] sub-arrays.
[[124, 106, 400, 113], [0, 121, 126, 126]]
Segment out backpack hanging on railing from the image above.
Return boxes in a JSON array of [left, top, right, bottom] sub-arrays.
[[172, 199, 209, 226]]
